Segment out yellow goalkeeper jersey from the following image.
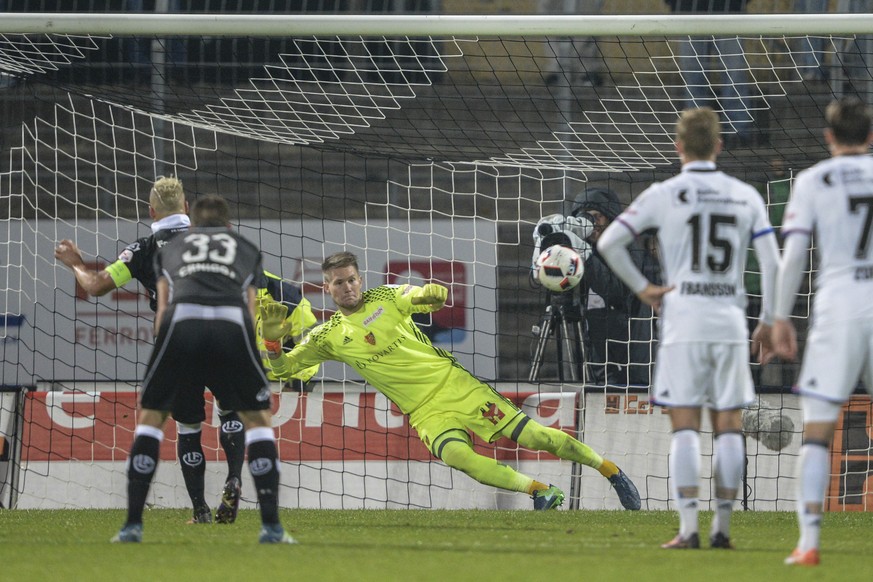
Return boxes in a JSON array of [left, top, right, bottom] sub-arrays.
[[267, 284, 462, 414]]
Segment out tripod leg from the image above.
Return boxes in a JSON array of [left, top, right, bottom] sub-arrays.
[[573, 320, 589, 385], [528, 311, 555, 382], [559, 316, 578, 383]]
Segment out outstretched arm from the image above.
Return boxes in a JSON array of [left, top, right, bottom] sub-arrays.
[[54, 239, 117, 297]]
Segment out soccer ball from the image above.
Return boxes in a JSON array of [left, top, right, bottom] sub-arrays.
[[535, 245, 584, 292]]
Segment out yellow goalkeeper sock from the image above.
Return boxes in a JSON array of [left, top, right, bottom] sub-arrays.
[[527, 481, 549, 496], [597, 459, 619, 479]]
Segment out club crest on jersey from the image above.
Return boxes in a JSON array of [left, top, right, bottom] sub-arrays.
[[364, 332, 376, 345], [481, 402, 505, 425]]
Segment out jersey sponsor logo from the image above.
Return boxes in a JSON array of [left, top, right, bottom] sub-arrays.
[[354, 336, 406, 369], [118, 249, 134, 263], [823, 171, 833, 186], [364, 332, 376, 345], [680, 281, 737, 296], [480, 402, 505, 425], [130, 454, 156, 475], [676, 189, 690, 204], [363, 306, 384, 327], [182, 452, 204, 467], [342, 336, 353, 344]]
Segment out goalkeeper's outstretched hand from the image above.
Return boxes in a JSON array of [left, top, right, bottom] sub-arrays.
[[411, 283, 448, 311], [259, 300, 290, 341]]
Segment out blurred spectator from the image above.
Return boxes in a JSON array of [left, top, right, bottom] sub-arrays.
[[666, 0, 755, 146], [540, 0, 604, 88], [836, 0, 873, 99], [362, 1, 443, 85], [794, 0, 830, 82]]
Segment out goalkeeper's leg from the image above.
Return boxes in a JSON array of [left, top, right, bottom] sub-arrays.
[[506, 416, 641, 510], [434, 430, 540, 494]]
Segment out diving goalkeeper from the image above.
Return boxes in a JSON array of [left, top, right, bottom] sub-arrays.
[[259, 251, 641, 510]]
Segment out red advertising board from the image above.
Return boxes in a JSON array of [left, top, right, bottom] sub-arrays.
[[22, 390, 572, 463]]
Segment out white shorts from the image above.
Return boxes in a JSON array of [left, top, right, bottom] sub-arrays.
[[796, 319, 873, 407], [652, 342, 754, 410]]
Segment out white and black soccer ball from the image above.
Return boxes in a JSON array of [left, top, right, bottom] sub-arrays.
[[535, 245, 584, 292]]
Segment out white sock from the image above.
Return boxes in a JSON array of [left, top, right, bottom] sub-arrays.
[[670, 429, 701, 538], [797, 443, 829, 551], [711, 432, 744, 538]]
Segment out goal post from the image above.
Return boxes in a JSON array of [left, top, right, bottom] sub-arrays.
[[1, 8, 871, 511]]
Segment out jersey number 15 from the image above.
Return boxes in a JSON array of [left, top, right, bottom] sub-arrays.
[[687, 213, 737, 273]]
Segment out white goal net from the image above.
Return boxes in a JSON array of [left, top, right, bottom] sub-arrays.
[[1, 4, 871, 513]]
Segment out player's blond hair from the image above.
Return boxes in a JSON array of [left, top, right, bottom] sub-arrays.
[[322, 251, 359, 281], [676, 107, 720, 160], [149, 176, 186, 216]]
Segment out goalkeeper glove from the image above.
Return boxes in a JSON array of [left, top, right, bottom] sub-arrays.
[[260, 301, 290, 341], [411, 283, 448, 310]]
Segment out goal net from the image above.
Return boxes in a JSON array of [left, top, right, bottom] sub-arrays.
[[1, 5, 871, 512]]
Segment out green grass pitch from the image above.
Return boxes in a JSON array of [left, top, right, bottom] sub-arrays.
[[1, 508, 870, 581]]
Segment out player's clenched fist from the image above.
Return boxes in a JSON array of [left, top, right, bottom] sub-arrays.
[[411, 283, 448, 310], [54, 239, 85, 268], [422, 283, 448, 304], [259, 300, 289, 341]]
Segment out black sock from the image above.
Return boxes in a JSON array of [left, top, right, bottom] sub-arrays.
[[177, 431, 207, 509], [219, 412, 246, 482], [126, 433, 161, 525], [247, 438, 280, 525]]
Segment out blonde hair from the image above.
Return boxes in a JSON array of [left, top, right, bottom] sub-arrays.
[[676, 107, 721, 160], [149, 176, 186, 216]]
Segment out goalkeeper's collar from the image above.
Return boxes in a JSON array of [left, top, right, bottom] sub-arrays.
[[151, 213, 191, 234]]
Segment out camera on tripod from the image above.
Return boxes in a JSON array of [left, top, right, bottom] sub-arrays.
[[528, 211, 597, 383]]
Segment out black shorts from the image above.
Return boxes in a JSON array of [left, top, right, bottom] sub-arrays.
[[141, 303, 271, 415]]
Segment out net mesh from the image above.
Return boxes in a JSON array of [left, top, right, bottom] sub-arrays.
[[1, 5, 870, 511]]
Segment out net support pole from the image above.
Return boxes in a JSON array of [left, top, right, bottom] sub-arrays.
[[0, 385, 34, 509]]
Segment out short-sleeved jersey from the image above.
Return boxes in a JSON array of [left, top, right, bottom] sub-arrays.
[[616, 162, 774, 344], [105, 219, 189, 312], [155, 227, 263, 308], [269, 284, 462, 415], [784, 153, 873, 322]]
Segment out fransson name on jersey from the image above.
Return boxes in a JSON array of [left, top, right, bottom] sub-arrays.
[[268, 284, 463, 415], [616, 163, 774, 344]]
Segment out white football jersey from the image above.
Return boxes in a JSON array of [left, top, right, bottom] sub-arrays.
[[784, 153, 873, 322], [616, 161, 774, 344]]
